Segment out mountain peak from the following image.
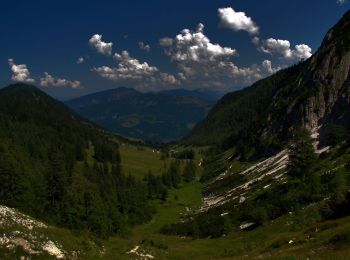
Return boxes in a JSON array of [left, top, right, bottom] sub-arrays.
[[3, 83, 40, 92]]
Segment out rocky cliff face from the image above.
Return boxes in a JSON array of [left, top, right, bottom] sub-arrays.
[[186, 10, 350, 153], [263, 10, 350, 146]]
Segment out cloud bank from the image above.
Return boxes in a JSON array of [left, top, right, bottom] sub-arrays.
[[93, 50, 179, 88], [93, 50, 158, 80], [88, 6, 312, 91], [40, 72, 81, 89]]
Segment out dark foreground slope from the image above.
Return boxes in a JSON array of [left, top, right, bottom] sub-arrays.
[[185, 10, 350, 159], [0, 84, 152, 237], [67, 87, 214, 143]]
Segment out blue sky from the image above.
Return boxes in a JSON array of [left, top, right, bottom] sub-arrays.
[[0, 0, 349, 99]]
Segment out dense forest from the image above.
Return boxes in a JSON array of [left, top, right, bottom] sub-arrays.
[[0, 84, 154, 237]]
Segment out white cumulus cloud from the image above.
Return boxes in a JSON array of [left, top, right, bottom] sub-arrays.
[[218, 7, 259, 35], [138, 41, 151, 52], [261, 60, 282, 74], [159, 24, 283, 89], [337, 0, 348, 5], [258, 38, 312, 61], [159, 37, 174, 47], [93, 50, 179, 87], [94, 50, 158, 80], [260, 38, 292, 57], [292, 44, 313, 60], [217, 7, 312, 65], [77, 57, 84, 64], [8, 59, 35, 83], [161, 23, 237, 62], [218, 60, 282, 82], [89, 34, 113, 56], [159, 73, 178, 85], [40, 72, 82, 89]]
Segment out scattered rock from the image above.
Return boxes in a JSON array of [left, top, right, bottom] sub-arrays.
[[42, 241, 65, 259], [0, 205, 66, 259], [239, 223, 256, 230], [239, 196, 246, 204], [127, 245, 154, 259]]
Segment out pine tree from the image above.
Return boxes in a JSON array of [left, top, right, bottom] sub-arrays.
[[168, 161, 180, 188], [46, 150, 67, 217], [287, 128, 317, 184], [287, 128, 320, 201], [183, 161, 196, 182]]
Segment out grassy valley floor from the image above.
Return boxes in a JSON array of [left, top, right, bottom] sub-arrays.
[[97, 187, 350, 260]]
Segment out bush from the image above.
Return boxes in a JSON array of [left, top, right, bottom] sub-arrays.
[[172, 149, 195, 160], [329, 230, 350, 249], [325, 124, 348, 146], [160, 212, 232, 238]]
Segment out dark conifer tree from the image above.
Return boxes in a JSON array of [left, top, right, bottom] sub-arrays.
[[183, 161, 196, 182], [287, 128, 320, 202]]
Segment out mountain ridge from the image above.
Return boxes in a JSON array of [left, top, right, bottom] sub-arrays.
[[184, 10, 350, 159], [67, 86, 215, 143]]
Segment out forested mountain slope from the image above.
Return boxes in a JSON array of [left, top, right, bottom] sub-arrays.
[[0, 83, 152, 238]]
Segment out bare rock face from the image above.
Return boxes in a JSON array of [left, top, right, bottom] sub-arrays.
[[185, 11, 350, 154], [265, 10, 350, 146], [0, 205, 67, 259]]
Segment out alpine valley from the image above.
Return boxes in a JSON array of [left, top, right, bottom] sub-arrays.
[[66, 88, 218, 143], [1, 5, 350, 260]]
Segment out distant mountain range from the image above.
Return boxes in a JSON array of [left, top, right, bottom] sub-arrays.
[[160, 88, 224, 101], [67, 87, 218, 143]]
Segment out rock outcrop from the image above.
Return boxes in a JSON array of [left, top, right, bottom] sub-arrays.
[[267, 10, 350, 144], [185, 10, 350, 152]]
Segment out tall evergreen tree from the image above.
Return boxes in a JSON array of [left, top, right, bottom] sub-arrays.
[[46, 150, 67, 219], [168, 161, 181, 188], [287, 128, 317, 184], [287, 128, 320, 202], [183, 161, 196, 182]]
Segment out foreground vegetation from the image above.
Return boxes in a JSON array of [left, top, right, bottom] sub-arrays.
[[90, 132, 350, 259], [0, 84, 157, 238], [3, 171, 350, 259]]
